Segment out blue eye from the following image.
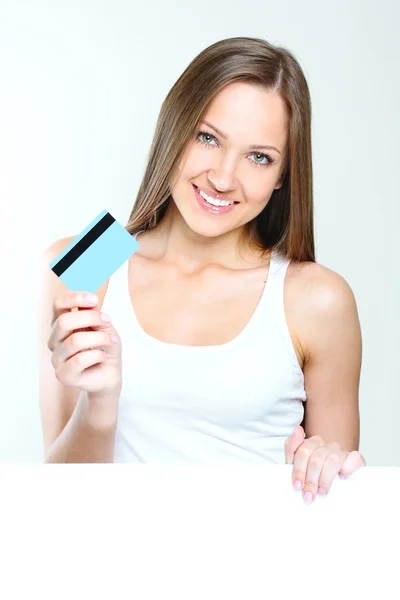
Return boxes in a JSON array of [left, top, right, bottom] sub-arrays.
[[249, 153, 272, 166], [197, 132, 217, 146], [195, 131, 274, 168]]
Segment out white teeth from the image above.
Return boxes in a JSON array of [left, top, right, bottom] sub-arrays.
[[198, 188, 234, 207]]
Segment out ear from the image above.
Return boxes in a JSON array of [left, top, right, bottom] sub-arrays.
[[274, 173, 285, 190]]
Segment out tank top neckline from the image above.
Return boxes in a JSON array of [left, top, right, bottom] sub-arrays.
[[123, 230, 284, 352]]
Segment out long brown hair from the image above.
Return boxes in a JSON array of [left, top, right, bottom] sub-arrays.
[[125, 36, 315, 263]]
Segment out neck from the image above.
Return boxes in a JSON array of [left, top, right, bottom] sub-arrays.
[[146, 203, 269, 275]]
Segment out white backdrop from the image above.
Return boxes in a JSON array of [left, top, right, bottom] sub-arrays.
[[0, 465, 398, 598], [0, 0, 398, 465]]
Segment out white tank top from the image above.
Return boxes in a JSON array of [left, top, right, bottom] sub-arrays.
[[101, 231, 307, 464]]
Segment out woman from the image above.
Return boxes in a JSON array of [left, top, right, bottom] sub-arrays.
[[39, 37, 366, 503]]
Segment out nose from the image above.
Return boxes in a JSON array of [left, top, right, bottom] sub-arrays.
[[207, 156, 238, 192]]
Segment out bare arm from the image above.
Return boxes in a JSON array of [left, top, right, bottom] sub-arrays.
[[39, 238, 118, 463], [45, 389, 119, 463], [299, 264, 362, 451]]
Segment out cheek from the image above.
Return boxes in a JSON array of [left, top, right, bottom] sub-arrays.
[[171, 145, 197, 183], [182, 146, 210, 175], [243, 183, 272, 206]]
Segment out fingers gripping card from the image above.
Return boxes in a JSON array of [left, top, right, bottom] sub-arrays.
[[48, 210, 140, 293]]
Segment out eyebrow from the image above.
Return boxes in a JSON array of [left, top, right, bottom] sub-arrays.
[[201, 120, 282, 155]]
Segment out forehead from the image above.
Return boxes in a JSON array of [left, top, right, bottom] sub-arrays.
[[202, 82, 288, 149]]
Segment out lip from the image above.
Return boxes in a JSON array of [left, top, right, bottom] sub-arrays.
[[193, 184, 237, 205], [193, 184, 238, 215]]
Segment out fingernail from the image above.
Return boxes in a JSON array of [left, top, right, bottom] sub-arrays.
[[318, 487, 327, 496], [303, 492, 313, 504], [101, 312, 111, 322], [294, 480, 302, 490], [86, 294, 98, 304], [111, 334, 119, 343]]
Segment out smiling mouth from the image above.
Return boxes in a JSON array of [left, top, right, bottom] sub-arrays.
[[193, 185, 239, 207], [193, 184, 239, 215]]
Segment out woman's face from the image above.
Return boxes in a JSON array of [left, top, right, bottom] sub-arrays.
[[169, 82, 288, 239]]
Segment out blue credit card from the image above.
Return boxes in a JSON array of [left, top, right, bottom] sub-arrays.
[[49, 209, 140, 293]]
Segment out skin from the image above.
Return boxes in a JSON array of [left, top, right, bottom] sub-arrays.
[[43, 81, 366, 495]]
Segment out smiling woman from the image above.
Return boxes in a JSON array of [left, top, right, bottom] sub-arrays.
[[39, 36, 364, 504], [168, 82, 288, 241]]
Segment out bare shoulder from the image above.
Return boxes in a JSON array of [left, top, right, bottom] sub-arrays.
[[43, 235, 109, 309], [285, 258, 360, 363], [286, 258, 357, 309]]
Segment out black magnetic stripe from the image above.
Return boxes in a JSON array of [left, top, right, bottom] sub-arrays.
[[52, 212, 115, 276]]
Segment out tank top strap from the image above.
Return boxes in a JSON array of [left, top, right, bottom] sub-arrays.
[[270, 248, 291, 278], [132, 229, 146, 240], [265, 249, 291, 306], [99, 231, 145, 325]]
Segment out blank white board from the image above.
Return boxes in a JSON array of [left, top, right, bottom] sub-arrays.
[[0, 465, 398, 599]]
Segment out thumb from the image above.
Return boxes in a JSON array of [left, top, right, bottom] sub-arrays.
[[284, 425, 306, 464]]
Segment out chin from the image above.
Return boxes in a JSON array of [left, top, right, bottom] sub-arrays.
[[184, 218, 234, 239]]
